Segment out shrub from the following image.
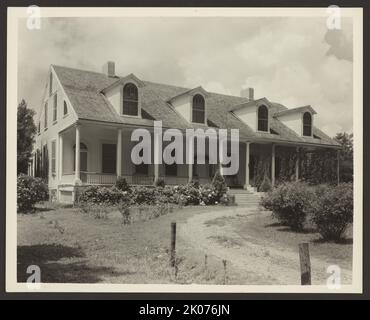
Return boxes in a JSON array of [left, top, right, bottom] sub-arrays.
[[261, 182, 314, 231], [189, 179, 200, 189], [154, 178, 165, 188], [199, 184, 217, 205], [259, 175, 272, 192], [17, 174, 49, 212], [174, 184, 201, 206], [131, 186, 157, 205], [118, 201, 131, 225], [115, 177, 130, 192], [310, 183, 353, 241], [212, 170, 228, 202], [78, 185, 129, 206]]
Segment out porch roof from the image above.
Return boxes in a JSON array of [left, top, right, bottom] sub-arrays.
[[52, 65, 340, 148]]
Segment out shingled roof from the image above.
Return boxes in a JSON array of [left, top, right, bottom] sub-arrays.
[[52, 65, 340, 148]]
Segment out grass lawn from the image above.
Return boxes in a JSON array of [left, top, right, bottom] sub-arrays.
[[17, 204, 250, 284], [233, 212, 353, 271]]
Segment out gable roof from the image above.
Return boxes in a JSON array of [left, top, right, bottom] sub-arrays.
[[167, 86, 210, 103], [52, 65, 340, 147], [274, 105, 317, 117]]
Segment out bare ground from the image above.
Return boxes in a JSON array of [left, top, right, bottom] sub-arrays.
[[179, 206, 352, 285]]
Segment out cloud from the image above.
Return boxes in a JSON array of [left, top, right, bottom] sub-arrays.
[[17, 16, 353, 136]]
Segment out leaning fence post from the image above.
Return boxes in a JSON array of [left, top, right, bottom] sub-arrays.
[[170, 222, 176, 267], [299, 243, 311, 285]]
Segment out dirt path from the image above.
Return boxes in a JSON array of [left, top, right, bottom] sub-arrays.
[[178, 206, 352, 285]]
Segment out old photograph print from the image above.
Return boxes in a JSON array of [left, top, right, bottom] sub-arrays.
[[7, 7, 363, 293]]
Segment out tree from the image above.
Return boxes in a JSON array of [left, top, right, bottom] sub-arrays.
[[17, 99, 36, 174], [334, 132, 353, 182]]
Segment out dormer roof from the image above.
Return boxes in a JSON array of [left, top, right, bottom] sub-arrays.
[[167, 86, 210, 103], [100, 73, 146, 94], [274, 105, 317, 117]]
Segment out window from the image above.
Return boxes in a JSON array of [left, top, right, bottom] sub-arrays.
[[257, 105, 268, 132], [102, 143, 116, 174], [303, 112, 312, 136], [63, 101, 68, 116], [44, 102, 48, 129], [53, 94, 57, 122], [192, 94, 205, 124], [51, 140, 56, 175], [49, 72, 53, 96], [122, 83, 139, 116]]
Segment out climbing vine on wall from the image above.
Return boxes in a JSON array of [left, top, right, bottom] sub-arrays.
[[251, 146, 338, 188], [300, 149, 337, 185]]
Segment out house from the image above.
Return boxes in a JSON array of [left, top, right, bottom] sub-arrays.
[[28, 62, 341, 203]]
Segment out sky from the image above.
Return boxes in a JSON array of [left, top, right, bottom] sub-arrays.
[[17, 16, 353, 136]]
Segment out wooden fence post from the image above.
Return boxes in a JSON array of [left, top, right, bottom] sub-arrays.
[[299, 243, 311, 285], [170, 222, 176, 267]]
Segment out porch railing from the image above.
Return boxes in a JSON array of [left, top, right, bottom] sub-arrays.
[[62, 172, 240, 187], [86, 172, 117, 185]]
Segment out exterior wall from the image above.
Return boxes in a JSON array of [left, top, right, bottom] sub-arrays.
[[234, 106, 257, 131], [105, 85, 121, 115], [171, 94, 192, 123], [277, 113, 304, 136], [103, 78, 143, 118], [33, 66, 78, 190]]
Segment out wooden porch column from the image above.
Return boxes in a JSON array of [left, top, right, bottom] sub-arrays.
[[337, 149, 340, 185], [295, 147, 300, 181], [271, 144, 276, 187], [154, 135, 160, 183], [116, 128, 122, 177], [74, 124, 81, 185], [188, 137, 194, 183], [219, 140, 224, 176], [59, 133, 63, 181], [244, 142, 251, 189]]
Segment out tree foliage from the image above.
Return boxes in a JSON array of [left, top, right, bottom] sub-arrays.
[[334, 132, 353, 182], [17, 99, 36, 174]]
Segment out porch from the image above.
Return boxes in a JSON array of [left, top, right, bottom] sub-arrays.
[[57, 122, 240, 189], [56, 122, 340, 193]]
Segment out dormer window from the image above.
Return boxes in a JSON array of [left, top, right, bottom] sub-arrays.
[[122, 83, 139, 116], [192, 94, 205, 124], [303, 112, 312, 136], [257, 105, 268, 132]]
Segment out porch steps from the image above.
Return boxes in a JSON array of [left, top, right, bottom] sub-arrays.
[[228, 189, 263, 207]]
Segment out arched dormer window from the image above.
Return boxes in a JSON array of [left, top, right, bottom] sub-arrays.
[[257, 105, 268, 132], [303, 112, 312, 136], [192, 94, 205, 124], [122, 83, 139, 116]]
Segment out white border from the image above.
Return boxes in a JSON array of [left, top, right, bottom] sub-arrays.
[[6, 7, 363, 294]]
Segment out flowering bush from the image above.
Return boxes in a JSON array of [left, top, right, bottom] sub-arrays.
[[211, 170, 228, 202], [78, 179, 229, 208], [17, 174, 49, 212], [78, 185, 130, 205], [115, 177, 130, 192], [260, 182, 314, 231], [310, 183, 353, 241], [199, 184, 218, 205], [131, 186, 157, 205]]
